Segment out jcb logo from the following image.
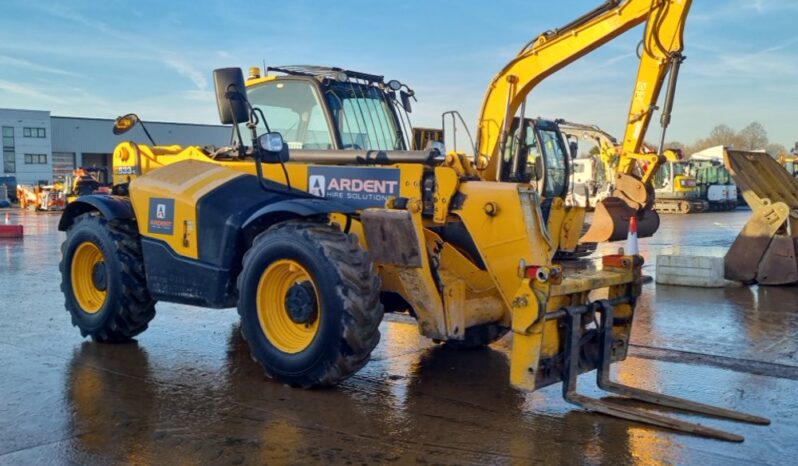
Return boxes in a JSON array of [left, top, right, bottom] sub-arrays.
[[309, 175, 326, 197]]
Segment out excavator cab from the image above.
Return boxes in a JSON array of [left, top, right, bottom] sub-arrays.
[[501, 118, 570, 198]]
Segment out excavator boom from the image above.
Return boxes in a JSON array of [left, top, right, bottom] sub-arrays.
[[476, 0, 691, 243]]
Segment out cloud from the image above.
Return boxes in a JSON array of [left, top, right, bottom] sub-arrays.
[[692, 0, 798, 21], [178, 90, 215, 102], [33, 3, 209, 90], [0, 55, 83, 78], [161, 57, 208, 90], [0, 79, 64, 103]]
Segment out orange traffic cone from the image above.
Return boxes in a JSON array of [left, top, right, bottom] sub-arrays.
[[626, 216, 639, 256]]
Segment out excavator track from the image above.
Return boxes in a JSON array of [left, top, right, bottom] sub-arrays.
[[654, 199, 709, 214]]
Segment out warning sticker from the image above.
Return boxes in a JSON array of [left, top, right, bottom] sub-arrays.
[[308, 166, 400, 209], [148, 198, 175, 235]]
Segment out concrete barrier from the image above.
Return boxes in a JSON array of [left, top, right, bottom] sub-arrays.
[[0, 224, 23, 238], [656, 254, 726, 287]]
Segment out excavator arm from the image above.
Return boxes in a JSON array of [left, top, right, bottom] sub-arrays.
[[557, 121, 620, 186], [476, 0, 691, 243]]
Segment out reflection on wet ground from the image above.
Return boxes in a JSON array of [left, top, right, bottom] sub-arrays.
[[1, 209, 797, 464]]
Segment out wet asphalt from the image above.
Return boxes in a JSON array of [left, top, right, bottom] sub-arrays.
[[1, 209, 797, 465]]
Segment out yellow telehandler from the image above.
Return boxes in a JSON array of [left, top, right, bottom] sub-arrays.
[[58, 0, 767, 440]]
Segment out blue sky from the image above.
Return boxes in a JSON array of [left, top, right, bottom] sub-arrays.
[[1, 0, 796, 148]]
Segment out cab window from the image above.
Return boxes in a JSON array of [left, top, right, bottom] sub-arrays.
[[246, 80, 334, 150]]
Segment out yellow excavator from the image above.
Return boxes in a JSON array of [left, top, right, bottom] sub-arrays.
[[778, 151, 798, 177], [474, 0, 696, 245], [557, 121, 707, 214], [57, 0, 768, 441]]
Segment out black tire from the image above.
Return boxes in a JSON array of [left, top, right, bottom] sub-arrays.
[[60, 213, 156, 342], [443, 323, 508, 350], [237, 221, 383, 388]]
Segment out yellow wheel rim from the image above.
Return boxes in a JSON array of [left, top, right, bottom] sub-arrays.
[[71, 242, 107, 314], [256, 259, 321, 354]]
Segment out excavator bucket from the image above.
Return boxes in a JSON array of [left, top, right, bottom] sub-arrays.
[[723, 149, 798, 285], [580, 197, 660, 243]]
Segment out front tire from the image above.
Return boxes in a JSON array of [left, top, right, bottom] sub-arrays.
[[60, 213, 156, 342], [237, 221, 383, 388]]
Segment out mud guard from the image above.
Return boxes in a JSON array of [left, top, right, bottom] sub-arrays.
[[241, 197, 357, 240], [58, 195, 135, 231]]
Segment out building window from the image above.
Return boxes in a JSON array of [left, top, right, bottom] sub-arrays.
[[2, 127, 14, 173], [3, 150, 14, 173], [2, 126, 13, 148], [24, 154, 47, 165], [23, 127, 46, 138]]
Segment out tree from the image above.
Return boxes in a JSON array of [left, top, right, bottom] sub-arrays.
[[765, 143, 787, 157], [738, 122, 769, 150], [664, 141, 685, 151], [685, 124, 736, 154]]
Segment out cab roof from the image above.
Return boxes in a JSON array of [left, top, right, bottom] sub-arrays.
[[266, 65, 384, 84]]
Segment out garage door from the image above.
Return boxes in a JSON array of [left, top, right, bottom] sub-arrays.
[[52, 152, 75, 182], [82, 153, 111, 168]]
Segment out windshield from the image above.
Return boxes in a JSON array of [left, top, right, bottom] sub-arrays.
[[325, 82, 404, 151], [244, 80, 334, 150], [537, 128, 568, 197], [502, 120, 569, 197]]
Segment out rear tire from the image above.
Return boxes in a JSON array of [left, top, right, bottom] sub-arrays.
[[237, 221, 383, 388], [60, 213, 156, 342]]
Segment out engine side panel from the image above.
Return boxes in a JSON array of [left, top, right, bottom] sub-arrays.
[[129, 160, 295, 307], [129, 159, 246, 260]]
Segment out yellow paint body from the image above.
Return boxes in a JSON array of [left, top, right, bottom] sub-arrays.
[[115, 134, 641, 390]]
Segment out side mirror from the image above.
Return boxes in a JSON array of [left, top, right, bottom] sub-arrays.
[[213, 68, 250, 125], [113, 114, 139, 135], [257, 132, 289, 163], [427, 140, 446, 154], [568, 139, 579, 159], [400, 91, 412, 113]]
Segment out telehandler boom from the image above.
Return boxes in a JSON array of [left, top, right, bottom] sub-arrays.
[[58, 2, 767, 441]]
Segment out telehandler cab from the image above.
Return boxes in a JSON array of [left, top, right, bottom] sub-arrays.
[[59, 4, 768, 442]]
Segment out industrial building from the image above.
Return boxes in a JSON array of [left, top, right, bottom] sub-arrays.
[[1, 108, 229, 185]]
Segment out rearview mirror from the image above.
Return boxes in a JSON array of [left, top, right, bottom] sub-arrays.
[[257, 132, 289, 163], [568, 138, 578, 159], [113, 114, 139, 135], [213, 68, 250, 125], [400, 91, 412, 113]]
